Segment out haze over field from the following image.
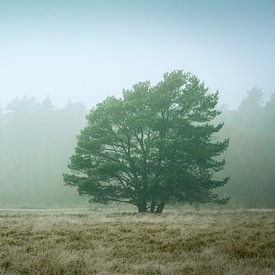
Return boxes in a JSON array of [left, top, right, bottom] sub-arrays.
[[1, 0, 275, 109], [0, 1, 275, 274], [0, 1, 275, 209]]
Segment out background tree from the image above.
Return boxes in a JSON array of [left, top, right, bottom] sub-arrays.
[[218, 89, 275, 208], [64, 71, 229, 213], [0, 97, 87, 207]]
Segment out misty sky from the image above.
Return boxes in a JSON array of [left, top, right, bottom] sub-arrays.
[[0, 0, 274, 110]]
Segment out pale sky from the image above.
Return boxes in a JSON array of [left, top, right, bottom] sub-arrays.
[[0, 0, 274, 109]]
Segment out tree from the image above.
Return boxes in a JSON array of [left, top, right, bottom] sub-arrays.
[[0, 97, 87, 207], [64, 71, 229, 213], [218, 90, 275, 208]]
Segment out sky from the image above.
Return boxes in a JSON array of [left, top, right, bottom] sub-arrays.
[[0, 0, 274, 110]]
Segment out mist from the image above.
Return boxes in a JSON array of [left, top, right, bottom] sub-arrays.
[[0, 1, 275, 273], [0, 1, 275, 207], [0, 89, 274, 208], [1, 0, 275, 110], [1, 0, 275, 207]]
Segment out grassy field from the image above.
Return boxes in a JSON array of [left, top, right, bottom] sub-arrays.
[[0, 207, 274, 274]]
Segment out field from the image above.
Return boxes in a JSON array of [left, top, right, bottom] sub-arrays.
[[0, 207, 274, 274]]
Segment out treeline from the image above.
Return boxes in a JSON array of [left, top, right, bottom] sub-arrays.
[[0, 97, 88, 207], [219, 88, 275, 208], [0, 89, 274, 208]]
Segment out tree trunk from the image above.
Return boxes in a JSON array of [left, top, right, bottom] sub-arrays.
[[137, 203, 147, 213], [149, 199, 156, 213], [155, 201, 165, 213]]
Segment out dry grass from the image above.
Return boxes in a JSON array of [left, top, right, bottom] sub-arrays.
[[0, 207, 274, 274]]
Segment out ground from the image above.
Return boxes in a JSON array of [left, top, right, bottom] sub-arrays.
[[0, 207, 274, 274]]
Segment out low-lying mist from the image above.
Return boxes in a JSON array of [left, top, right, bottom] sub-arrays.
[[0, 87, 274, 208]]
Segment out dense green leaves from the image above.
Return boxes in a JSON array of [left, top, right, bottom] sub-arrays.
[[64, 71, 229, 212]]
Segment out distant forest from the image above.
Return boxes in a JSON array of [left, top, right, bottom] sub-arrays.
[[0, 88, 274, 208]]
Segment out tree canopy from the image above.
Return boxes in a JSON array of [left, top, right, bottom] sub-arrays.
[[64, 71, 229, 213]]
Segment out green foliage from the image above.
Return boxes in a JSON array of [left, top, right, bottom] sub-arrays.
[[64, 71, 229, 212]]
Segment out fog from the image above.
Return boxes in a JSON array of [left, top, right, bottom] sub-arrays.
[[0, 89, 274, 208], [0, 0, 275, 208], [1, 0, 275, 110]]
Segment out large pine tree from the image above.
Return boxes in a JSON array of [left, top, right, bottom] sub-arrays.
[[64, 71, 229, 213]]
